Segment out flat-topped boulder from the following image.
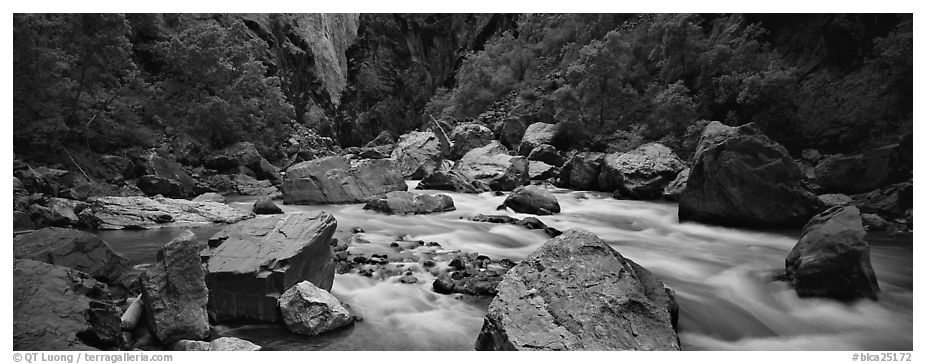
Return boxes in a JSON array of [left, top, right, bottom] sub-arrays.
[[417, 169, 491, 193], [14, 227, 129, 283], [282, 156, 407, 204], [77, 195, 254, 230], [363, 191, 455, 214], [390, 131, 445, 179], [598, 143, 686, 199], [503, 185, 560, 215], [202, 213, 337, 323], [453, 141, 529, 191]]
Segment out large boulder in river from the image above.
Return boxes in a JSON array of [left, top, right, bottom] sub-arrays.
[[123, 151, 197, 198], [503, 185, 560, 215], [453, 141, 529, 191], [679, 122, 819, 228], [14, 259, 123, 350], [417, 169, 491, 193], [204, 142, 281, 181], [77, 196, 254, 230], [202, 212, 337, 322], [556, 152, 604, 191], [814, 144, 903, 194], [518, 122, 558, 156], [140, 230, 210, 343], [599, 143, 686, 199], [450, 124, 494, 159], [279, 281, 355, 336], [785, 205, 880, 300], [282, 156, 407, 204], [363, 191, 455, 214], [14, 227, 129, 283], [475, 229, 679, 351], [390, 131, 445, 179]]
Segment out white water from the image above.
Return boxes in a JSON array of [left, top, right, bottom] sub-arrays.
[[99, 182, 913, 351]]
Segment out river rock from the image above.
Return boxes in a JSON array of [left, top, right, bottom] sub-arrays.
[[203, 212, 337, 322], [192, 192, 226, 203], [173, 337, 262, 351], [363, 191, 455, 214], [503, 185, 560, 215], [205, 142, 280, 181], [77, 195, 254, 230], [471, 214, 562, 238], [453, 141, 529, 191], [679, 122, 820, 228], [140, 230, 210, 343], [814, 145, 903, 194], [662, 168, 689, 201], [450, 123, 494, 159], [861, 213, 888, 231], [28, 203, 71, 227], [417, 170, 491, 193], [528, 161, 557, 180], [390, 131, 445, 179], [14, 259, 123, 350], [14, 227, 129, 283], [556, 152, 604, 191], [233, 174, 281, 197], [13, 211, 34, 232], [527, 144, 564, 166], [518, 122, 558, 156], [852, 181, 912, 219], [785, 205, 879, 300], [475, 229, 680, 350], [279, 281, 355, 336], [282, 156, 407, 204], [123, 151, 197, 198], [818, 193, 853, 208], [252, 197, 283, 215], [599, 143, 686, 199]]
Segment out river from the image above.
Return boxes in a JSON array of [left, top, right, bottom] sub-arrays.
[[96, 182, 913, 351]]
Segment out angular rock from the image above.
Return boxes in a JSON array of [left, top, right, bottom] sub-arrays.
[[785, 205, 880, 300], [14, 227, 129, 283], [417, 169, 491, 193], [202, 213, 337, 323], [475, 229, 680, 350], [498, 117, 527, 150], [679, 122, 820, 228], [814, 145, 902, 194], [662, 168, 689, 201], [598, 143, 686, 199], [852, 181, 912, 219], [14, 259, 123, 350], [282, 156, 407, 204], [364, 130, 396, 148], [556, 152, 604, 191], [279, 281, 355, 336], [818, 193, 853, 208], [173, 337, 261, 351], [192, 192, 226, 203], [252, 197, 283, 215], [121, 296, 144, 331], [390, 131, 445, 179], [28, 203, 71, 227], [47, 197, 82, 224], [140, 230, 210, 343], [453, 141, 529, 191], [450, 124, 494, 159], [504, 185, 560, 215], [861, 213, 888, 231], [123, 151, 197, 198], [528, 161, 556, 180], [204, 141, 280, 181], [527, 144, 564, 166], [77, 196, 253, 230], [518, 122, 558, 156], [363, 191, 455, 214]]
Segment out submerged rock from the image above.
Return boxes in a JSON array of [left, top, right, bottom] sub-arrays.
[[503, 185, 560, 215], [363, 191, 455, 214], [282, 156, 407, 204], [13, 227, 129, 283], [598, 143, 686, 199], [391, 131, 445, 179], [453, 141, 529, 191], [417, 169, 491, 193], [279, 281, 354, 336], [77, 195, 254, 230], [475, 229, 680, 350]]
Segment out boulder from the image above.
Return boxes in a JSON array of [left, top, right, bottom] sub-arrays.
[[528, 161, 557, 180], [14, 259, 123, 350], [785, 205, 880, 300], [503, 185, 560, 215], [814, 144, 900, 194], [417, 169, 491, 193], [818, 193, 853, 208], [527, 144, 564, 166], [282, 156, 407, 204], [801, 149, 822, 164], [390, 131, 445, 179], [204, 142, 280, 181], [453, 141, 529, 191], [450, 124, 494, 159], [518, 122, 558, 156], [140, 230, 210, 343], [234, 174, 281, 197], [77, 196, 254, 230], [202, 213, 337, 323], [13, 211, 34, 232], [123, 151, 197, 198], [14, 227, 129, 283], [662, 168, 689, 201], [679, 122, 820, 228], [852, 181, 912, 219], [252, 197, 283, 215], [498, 117, 527, 150], [471, 214, 562, 238], [192, 192, 226, 203], [861, 213, 888, 231], [364, 130, 396, 148], [278, 281, 355, 336], [173, 337, 261, 351], [363, 191, 455, 214], [598, 143, 686, 199], [46, 197, 82, 225], [28, 203, 71, 227], [475, 229, 679, 351], [556, 152, 604, 191]]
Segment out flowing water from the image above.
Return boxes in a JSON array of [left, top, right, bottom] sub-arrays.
[[97, 182, 913, 351]]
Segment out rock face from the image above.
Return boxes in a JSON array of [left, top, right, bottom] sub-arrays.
[[252, 197, 283, 215], [278, 281, 354, 336], [14, 227, 129, 283], [598, 143, 686, 199], [77, 196, 254, 230], [417, 169, 491, 193], [557, 152, 604, 191], [202, 213, 337, 323], [518, 122, 558, 156], [123, 151, 197, 198], [140, 230, 210, 343], [14, 259, 123, 350], [813, 145, 899, 194], [204, 142, 280, 181], [453, 141, 529, 191], [785, 205, 880, 300], [390, 131, 445, 179], [450, 124, 494, 159], [282, 156, 407, 204], [173, 337, 262, 351], [679, 122, 820, 228], [363, 191, 455, 214], [503, 185, 561, 215], [475, 229, 680, 351], [662, 168, 689, 201]]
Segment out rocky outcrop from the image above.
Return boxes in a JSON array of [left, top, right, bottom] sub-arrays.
[[453, 141, 529, 191], [503, 185, 560, 215], [202, 213, 337, 323], [556, 152, 604, 191], [281, 156, 407, 204], [598, 143, 686, 199], [363, 191, 455, 214], [662, 168, 689, 201], [475, 229, 680, 351], [278, 281, 354, 336], [527, 144, 564, 166], [14, 227, 129, 283], [14, 259, 123, 350], [390, 131, 445, 179], [173, 337, 262, 351], [252, 197, 283, 215], [204, 142, 280, 182], [450, 124, 494, 159], [813, 144, 903, 194], [679, 122, 820, 228], [518, 122, 558, 156], [123, 151, 197, 198], [785, 205, 880, 300], [140, 230, 210, 343], [416, 169, 491, 193], [77, 196, 254, 230]]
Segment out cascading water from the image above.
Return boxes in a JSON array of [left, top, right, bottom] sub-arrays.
[[97, 182, 913, 351]]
